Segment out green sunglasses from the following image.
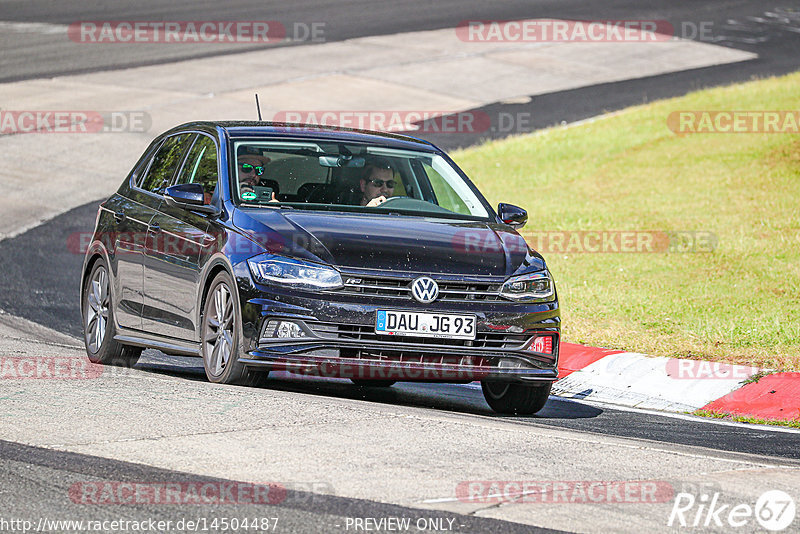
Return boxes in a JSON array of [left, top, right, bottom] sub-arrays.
[[239, 163, 265, 175]]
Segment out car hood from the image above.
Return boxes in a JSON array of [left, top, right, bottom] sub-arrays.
[[232, 209, 540, 276]]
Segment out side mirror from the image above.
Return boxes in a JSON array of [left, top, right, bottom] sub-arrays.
[[164, 184, 219, 215], [497, 203, 528, 229]]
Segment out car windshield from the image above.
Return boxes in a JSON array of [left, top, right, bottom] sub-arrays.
[[231, 140, 491, 220]]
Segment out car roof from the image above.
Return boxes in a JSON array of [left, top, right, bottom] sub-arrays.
[[163, 121, 438, 152]]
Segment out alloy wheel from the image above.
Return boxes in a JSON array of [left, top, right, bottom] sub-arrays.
[[85, 266, 109, 353], [204, 283, 234, 377]]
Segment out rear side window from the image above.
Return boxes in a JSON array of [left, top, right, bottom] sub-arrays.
[[139, 133, 193, 194], [176, 135, 218, 194], [175, 135, 219, 204]]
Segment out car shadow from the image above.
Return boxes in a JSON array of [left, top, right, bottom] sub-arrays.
[[131, 350, 604, 420]]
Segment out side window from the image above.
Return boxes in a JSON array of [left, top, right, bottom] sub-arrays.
[[176, 135, 219, 203], [139, 133, 193, 194], [130, 139, 163, 187], [422, 162, 469, 215]]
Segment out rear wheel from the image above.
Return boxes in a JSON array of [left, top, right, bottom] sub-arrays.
[[201, 271, 268, 386], [481, 381, 552, 415], [82, 258, 141, 366]]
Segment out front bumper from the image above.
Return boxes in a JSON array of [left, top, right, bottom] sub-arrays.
[[242, 352, 559, 383]]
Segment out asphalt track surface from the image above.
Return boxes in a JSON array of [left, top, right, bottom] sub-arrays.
[[0, 439, 564, 534], [3, 1, 800, 148], [2, 0, 799, 340], [2, 1, 800, 529], [0, 0, 798, 84], [0, 201, 799, 464]]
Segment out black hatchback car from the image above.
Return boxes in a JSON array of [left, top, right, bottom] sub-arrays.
[[81, 121, 560, 414]]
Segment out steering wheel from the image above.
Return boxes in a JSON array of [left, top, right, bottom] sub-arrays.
[[378, 196, 409, 205]]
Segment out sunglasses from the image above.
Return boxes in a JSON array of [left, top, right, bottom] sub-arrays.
[[239, 163, 265, 175], [367, 179, 395, 188]]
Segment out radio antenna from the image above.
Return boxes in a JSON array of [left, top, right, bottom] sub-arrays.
[[255, 94, 262, 121]]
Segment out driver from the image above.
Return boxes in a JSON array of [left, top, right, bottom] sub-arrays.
[[360, 158, 395, 207]]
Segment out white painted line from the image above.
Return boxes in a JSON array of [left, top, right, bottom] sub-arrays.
[[0, 22, 758, 241], [551, 394, 800, 434], [465, 377, 799, 433], [0, 21, 67, 35]]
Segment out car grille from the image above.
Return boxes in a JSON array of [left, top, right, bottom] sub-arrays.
[[307, 321, 530, 349], [336, 274, 504, 302]]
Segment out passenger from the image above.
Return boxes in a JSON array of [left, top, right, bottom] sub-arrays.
[[360, 158, 395, 207], [237, 149, 270, 195], [237, 147, 277, 202]]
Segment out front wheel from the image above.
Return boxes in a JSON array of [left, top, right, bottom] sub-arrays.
[[82, 258, 141, 366], [481, 381, 552, 415], [201, 271, 268, 386]]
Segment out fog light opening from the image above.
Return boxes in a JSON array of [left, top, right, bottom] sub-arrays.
[[263, 320, 307, 340]]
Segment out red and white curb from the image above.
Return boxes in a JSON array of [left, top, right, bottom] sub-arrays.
[[554, 342, 800, 421]]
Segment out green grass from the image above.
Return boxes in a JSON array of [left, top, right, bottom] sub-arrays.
[[694, 410, 800, 429], [453, 72, 800, 370]]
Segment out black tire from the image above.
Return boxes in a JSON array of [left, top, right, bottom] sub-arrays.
[[82, 258, 141, 366], [350, 379, 396, 388], [481, 381, 552, 415], [200, 271, 268, 386]]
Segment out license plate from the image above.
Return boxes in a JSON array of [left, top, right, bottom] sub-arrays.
[[375, 310, 476, 340]]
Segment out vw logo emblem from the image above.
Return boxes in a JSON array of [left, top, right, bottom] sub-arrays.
[[411, 276, 439, 303]]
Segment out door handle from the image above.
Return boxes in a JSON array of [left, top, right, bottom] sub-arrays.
[[114, 211, 125, 223], [148, 223, 161, 234]]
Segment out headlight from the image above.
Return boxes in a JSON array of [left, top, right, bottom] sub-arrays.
[[247, 254, 343, 290], [500, 270, 554, 302]]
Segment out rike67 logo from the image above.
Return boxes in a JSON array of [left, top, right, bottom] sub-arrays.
[[669, 490, 796, 531]]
